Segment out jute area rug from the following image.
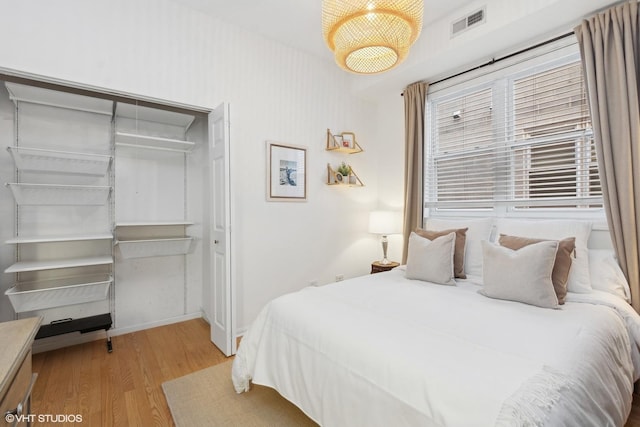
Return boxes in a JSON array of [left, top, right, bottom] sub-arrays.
[[162, 360, 318, 426]]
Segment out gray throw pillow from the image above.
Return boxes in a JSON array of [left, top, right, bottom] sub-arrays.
[[405, 231, 456, 286], [479, 240, 559, 309], [498, 234, 575, 305]]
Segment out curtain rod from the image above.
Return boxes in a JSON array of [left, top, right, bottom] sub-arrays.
[[401, 30, 575, 96]]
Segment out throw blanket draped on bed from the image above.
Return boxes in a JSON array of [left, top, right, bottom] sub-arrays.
[[233, 268, 639, 427]]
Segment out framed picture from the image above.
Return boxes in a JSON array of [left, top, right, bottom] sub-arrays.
[[267, 141, 307, 201], [341, 132, 355, 148]]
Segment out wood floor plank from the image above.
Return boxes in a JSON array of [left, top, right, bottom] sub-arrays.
[[133, 331, 173, 426], [85, 341, 103, 426], [30, 318, 639, 426], [62, 344, 85, 417]]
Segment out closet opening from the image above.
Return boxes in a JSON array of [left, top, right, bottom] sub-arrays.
[[0, 74, 228, 354]]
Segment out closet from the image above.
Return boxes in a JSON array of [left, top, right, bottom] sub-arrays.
[[0, 79, 219, 352]]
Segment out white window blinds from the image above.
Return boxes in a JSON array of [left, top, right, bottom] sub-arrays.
[[425, 44, 602, 214]]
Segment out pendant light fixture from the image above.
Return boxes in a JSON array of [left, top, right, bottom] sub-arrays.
[[322, 0, 424, 74]]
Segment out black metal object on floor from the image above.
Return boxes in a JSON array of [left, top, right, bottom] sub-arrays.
[[35, 313, 113, 352]]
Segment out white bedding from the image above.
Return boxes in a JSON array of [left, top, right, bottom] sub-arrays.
[[232, 267, 640, 426]]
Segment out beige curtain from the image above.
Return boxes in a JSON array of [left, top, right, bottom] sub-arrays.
[[402, 82, 429, 264], [575, 1, 640, 311]]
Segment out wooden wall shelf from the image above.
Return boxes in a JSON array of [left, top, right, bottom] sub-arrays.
[[326, 163, 364, 187], [325, 129, 363, 154]]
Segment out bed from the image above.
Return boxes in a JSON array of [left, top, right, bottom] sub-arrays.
[[232, 219, 640, 426]]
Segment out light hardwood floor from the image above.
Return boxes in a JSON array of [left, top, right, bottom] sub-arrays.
[[31, 319, 640, 426], [31, 319, 228, 426]]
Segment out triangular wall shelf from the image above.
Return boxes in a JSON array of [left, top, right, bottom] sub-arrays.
[[326, 163, 364, 187]]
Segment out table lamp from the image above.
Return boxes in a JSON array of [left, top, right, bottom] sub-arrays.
[[369, 211, 402, 265]]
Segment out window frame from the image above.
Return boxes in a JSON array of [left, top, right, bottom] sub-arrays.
[[424, 41, 604, 221]]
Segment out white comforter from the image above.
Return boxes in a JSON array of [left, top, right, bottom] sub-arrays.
[[232, 267, 640, 427]]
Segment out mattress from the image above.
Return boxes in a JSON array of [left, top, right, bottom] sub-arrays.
[[232, 267, 640, 426]]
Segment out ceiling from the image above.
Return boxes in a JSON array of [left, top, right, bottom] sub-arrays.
[[169, 0, 619, 97], [170, 0, 476, 66]]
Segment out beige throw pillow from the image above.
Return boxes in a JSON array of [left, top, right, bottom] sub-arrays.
[[415, 227, 468, 279], [495, 219, 591, 293], [479, 240, 559, 309], [498, 234, 576, 305], [426, 217, 493, 277], [406, 232, 456, 286]]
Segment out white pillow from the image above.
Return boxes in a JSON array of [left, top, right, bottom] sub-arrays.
[[405, 232, 456, 285], [495, 219, 592, 293], [589, 249, 631, 302], [479, 240, 560, 309], [425, 217, 493, 277]]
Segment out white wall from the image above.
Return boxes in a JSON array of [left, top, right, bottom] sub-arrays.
[[0, 0, 383, 331], [0, 0, 619, 333]]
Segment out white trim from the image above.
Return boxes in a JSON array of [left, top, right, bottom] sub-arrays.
[[0, 66, 211, 114], [428, 208, 607, 221], [200, 308, 210, 325], [110, 312, 202, 336], [203, 311, 246, 342]]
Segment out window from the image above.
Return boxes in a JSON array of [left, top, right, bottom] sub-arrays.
[[425, 42, 602, 217]]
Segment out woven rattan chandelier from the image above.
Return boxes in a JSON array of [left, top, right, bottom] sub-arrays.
[[322, 0, 424, 74]]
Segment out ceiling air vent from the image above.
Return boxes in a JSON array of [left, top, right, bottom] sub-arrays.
[[451, 7, 486, 37]]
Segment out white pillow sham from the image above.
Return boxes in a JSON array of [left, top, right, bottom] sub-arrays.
[[425, 217, 493, 277], [589, 249, 631, 302], [495, 218, 592, 293], [405, 232, 456, 285], [479, 240, 560, 309]]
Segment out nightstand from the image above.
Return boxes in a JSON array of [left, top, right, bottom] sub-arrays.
[[371, 261, 400, 274]]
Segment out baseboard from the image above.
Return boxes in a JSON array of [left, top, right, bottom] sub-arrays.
[[200, 310, 245, 342], [32, 312, 203, 354], [200, 309, 210, 325], [110, 312, 202, 337]]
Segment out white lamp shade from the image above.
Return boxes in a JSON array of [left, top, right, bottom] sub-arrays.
[[369, 211, 402, 235]]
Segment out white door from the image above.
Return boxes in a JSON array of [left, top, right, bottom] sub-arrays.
[[209, 103, 235, 356]]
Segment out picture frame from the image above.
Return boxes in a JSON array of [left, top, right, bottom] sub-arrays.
[[333, 134, 343, 148], [267, 141, 307, 201], [341, 132, 355, 148]]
